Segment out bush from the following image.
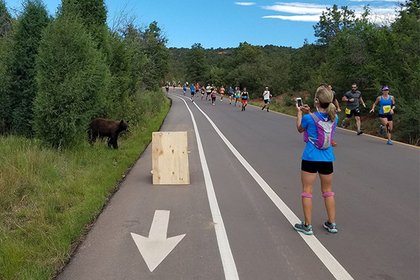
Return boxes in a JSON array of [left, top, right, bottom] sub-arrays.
[[34, 15, 110, 148], [284, 95, 295, 106], [394, 97, 420, 145]]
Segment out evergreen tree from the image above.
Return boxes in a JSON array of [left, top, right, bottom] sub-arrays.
[[34, 15, 109, 147], [8, 0, 50, 136], [58, 0, 108, 52], [140, 21, 170, 90], [0, 0, 13, 132], [185, 43, 207, 84], [313, 5, 356, 45], [0, 0, 12, 37]]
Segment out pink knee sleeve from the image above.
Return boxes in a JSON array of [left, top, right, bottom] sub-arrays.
[[301, 193, 313, 198], [322, 192, 335, 198]]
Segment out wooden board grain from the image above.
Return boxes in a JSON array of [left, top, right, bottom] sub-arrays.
[[152, 132, 190, 185]]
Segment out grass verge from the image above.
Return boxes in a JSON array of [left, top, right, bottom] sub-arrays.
[[0, 99, 170, 280]]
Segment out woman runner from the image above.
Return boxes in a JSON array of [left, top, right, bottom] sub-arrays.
[[369, 86, 396, 145]]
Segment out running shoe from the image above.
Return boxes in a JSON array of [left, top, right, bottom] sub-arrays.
[[387, 140, 393, 145], [357, 130, 363, 135], [323, 221, 338, 233], [340, 120, 345, 128], [294, 222, 313, 235], [331, 140, 337, 146], [379, 125, 384, 135], [267, 109, 269, 112]]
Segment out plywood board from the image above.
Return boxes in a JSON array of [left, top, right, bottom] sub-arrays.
[[152, 132, 190, 185]]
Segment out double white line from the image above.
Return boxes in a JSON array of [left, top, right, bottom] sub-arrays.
[[178, 96, 353, 280]]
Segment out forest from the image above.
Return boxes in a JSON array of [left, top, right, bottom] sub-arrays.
[[0, 1, 171, 279], [0, 0, 170, 147], [169, 2, 420, 145]]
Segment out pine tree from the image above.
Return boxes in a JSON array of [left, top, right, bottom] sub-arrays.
[[0, 0, 13, 132], [8, 0, 50, 136], [34, 15, 109, 147]]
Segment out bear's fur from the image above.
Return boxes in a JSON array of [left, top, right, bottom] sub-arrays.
[[88, 118, 130, 149]]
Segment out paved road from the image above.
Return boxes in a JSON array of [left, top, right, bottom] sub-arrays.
[[57, 89, 419, 280]]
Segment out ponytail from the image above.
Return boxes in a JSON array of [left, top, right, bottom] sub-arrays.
[[315, 87, 336, 121], [326, 102, 336, 122]]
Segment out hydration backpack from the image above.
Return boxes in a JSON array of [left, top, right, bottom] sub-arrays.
[[303, 113, 336, 150]]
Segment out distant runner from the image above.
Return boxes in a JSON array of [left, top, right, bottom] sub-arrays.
[[234, 87, 241, 107], [206, 84, 211, 101], [190, 85, 195, 102], [228, 86, 234, 104], [211, 88, 217, 105], [369, 86, 396, 145], [220, 86, 225, 101], [241, 87, 249, 111], [341, 83, 366, 135], [262, 87, 272, 112]]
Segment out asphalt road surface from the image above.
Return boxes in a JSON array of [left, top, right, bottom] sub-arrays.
[[56, 89, 419, 280]]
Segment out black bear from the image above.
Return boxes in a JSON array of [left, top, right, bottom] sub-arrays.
[[88, 118, 130, 149]]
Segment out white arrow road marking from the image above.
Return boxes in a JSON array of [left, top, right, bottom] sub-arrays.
[[131, 210, 186, 272]]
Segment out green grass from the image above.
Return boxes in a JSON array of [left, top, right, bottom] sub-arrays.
[[0, 99, 170, 280]]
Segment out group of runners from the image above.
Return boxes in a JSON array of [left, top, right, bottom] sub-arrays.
[[169, 81, 396, 236], [328, 83, 395, 146], [175, 82, 395, 145], [181, 83, 273, 112], [182, 83, 249, 109]]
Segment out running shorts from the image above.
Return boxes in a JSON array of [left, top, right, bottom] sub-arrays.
[[301, 160, 333, 175]]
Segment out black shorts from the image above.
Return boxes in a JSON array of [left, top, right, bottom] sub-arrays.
[[301, 160, 333, 175], [379, 114, 393, 121], [346, 108, 361, 118]]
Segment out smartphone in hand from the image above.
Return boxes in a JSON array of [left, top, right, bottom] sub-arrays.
[[296, 98, 302, 107]]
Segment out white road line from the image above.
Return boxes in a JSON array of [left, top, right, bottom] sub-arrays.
[[177, 97, 240, 280], [189, 99, 354, 280]]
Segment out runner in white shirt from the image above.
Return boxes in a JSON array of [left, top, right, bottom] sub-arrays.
[[262, 87, 272, 112]]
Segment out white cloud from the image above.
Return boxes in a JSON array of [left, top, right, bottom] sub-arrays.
[[262, 3, 325, 14], [235, 2, 256, 6], [263, 14, 320, 22], [261, 2, 399, 23], [348, 0, 400, 2]]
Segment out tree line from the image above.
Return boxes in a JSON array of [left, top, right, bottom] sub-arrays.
[[0, 0, 170, 147], [169, 1, 419, 145]]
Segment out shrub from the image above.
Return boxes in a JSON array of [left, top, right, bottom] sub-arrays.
[[34, 15, 110, 147]]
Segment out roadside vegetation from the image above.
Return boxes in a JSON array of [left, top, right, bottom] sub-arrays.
[[0, 0, 170, 279], [0, 100, 169, 279], [0, 1, 418, 279], [170, 1, 420, 145]]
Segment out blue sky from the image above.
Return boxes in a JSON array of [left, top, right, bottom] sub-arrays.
[[5, 0, 402, 49]]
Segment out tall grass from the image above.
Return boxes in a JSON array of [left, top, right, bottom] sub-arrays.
[[0, 94, 170, 279]]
